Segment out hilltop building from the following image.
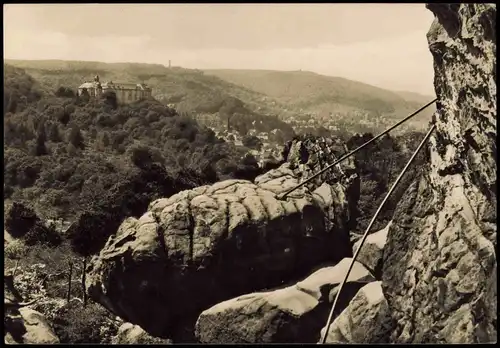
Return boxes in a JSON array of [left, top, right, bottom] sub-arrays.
[[77, 75, 152, 104]]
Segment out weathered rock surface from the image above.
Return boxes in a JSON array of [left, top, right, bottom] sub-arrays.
[[4, 229, 13, 245], [4, 308, 60, 344], [284, 135, 360, 232], [382, 4, 497, 343], [321, 281, 391, 343], [86, 137, 359, 337], [353, 221, 391, 277], [195, 258, 375, 343], [4, 270, 60, 344], [112, 323, 173, 344]]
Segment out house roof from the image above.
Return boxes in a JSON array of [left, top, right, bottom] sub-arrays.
[[78, 80, 151, 91], [101, 82, 151, 90], [78, 82, 99, 89]]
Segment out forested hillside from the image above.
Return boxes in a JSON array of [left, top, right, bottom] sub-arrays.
[[204, 69, 436, 133], [3, 64, 264, 221], [6, 59, 435, 136], [4, 60, 296, 140], [4, 62, 429, 231]]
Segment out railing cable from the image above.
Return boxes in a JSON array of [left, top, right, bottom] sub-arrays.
[[319, 124, 436, 344], [279, 98, 437, 199]]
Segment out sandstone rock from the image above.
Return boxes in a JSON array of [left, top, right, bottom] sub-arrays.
[[4, 229, 13, 244], [283, 136, 358, 206], [112, 322, 172, 344], [4, 270, 59, 344], [381, 4, 496, 343], [86, 143, 358, 337], [4, 307, 60, 344], [353, 221, 391, 277], [321, 281, 392, 343], [195, 258, 375, 343]]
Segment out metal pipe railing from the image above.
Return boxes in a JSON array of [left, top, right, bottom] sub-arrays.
[[319, 124, 436, 344], [279, 98, 437, 199]]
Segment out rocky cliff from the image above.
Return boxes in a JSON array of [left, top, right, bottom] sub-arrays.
[[83, 4, 496, 343], [382, 4, 496, 343], [85, 136, 358, 338]]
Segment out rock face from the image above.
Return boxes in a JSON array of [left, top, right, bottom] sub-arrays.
[[283, 135, 360, 232], [353, 221, 391, 277], [321, 281, 391, 344], [4, 229, 13, 245], [112, 323, 173, 344], [382, 4, 496, 343], [4, 308, 60, 344], [86, 137, 358, 338], [195, 258, 375, 343], [4, 271, 59, 344]]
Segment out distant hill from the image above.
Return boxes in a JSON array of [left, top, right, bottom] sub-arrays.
[[4, 59, 274, 114], [3, 64, 274, 220], [4, 59, 297, 138], [393, 89, 435, 103], [204, 69, 436, 132], [5, 60, 435, 134]]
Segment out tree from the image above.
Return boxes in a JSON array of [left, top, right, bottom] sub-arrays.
[[67, 163, 205, 257], [241, 153, 258, 167], [4, 119, 17, 145], [4, 202, 39, 238], [47, 123, 62, 142], [24, 220, 62, 247], [102, 90, 117, 109], [99, 131, 110, 149], [129, 145, 154, 169], [55, 86, 75, 98], [242, 135, 263, 151], [68, 125, 85, 150], [33, 120, 48, 156], [7, 91, 18, 113], [78, 88, 90, 104]]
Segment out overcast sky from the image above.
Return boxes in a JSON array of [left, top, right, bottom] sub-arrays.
[[4, 4, 436, 95]]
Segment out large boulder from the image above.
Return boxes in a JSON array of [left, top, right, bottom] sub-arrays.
[[381, 4, 496, 343], [283, 135, 360, 232], [4, 229, 13, 245], [4, 307, 60, 344], [320, 281, 391, 343], [353, 221, 391, 277], [86, 139, 358, 338], [4, 270, 59, 344], [112, 323, 173, 344], [195, 258, 375, 343]]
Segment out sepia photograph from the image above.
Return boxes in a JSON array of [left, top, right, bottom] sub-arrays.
[[3, 3, 496, 344]]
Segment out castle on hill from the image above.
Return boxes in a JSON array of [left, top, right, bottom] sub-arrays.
[[77, 75, 152, 104]]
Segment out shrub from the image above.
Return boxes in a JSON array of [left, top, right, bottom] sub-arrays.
[[4, 239, 29, 260], [55, 87, 75, 98], [101, 90, 117, 110], [128, 144, 154, 169], [242, 135, 263, 150], [4, 202, 39, 238], [52, 302, 119, 344], [24, 221, 63, 247], [68, 125, 85, 150]]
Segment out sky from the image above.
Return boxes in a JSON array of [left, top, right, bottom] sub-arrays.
[[3, 4, 436, 95]]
